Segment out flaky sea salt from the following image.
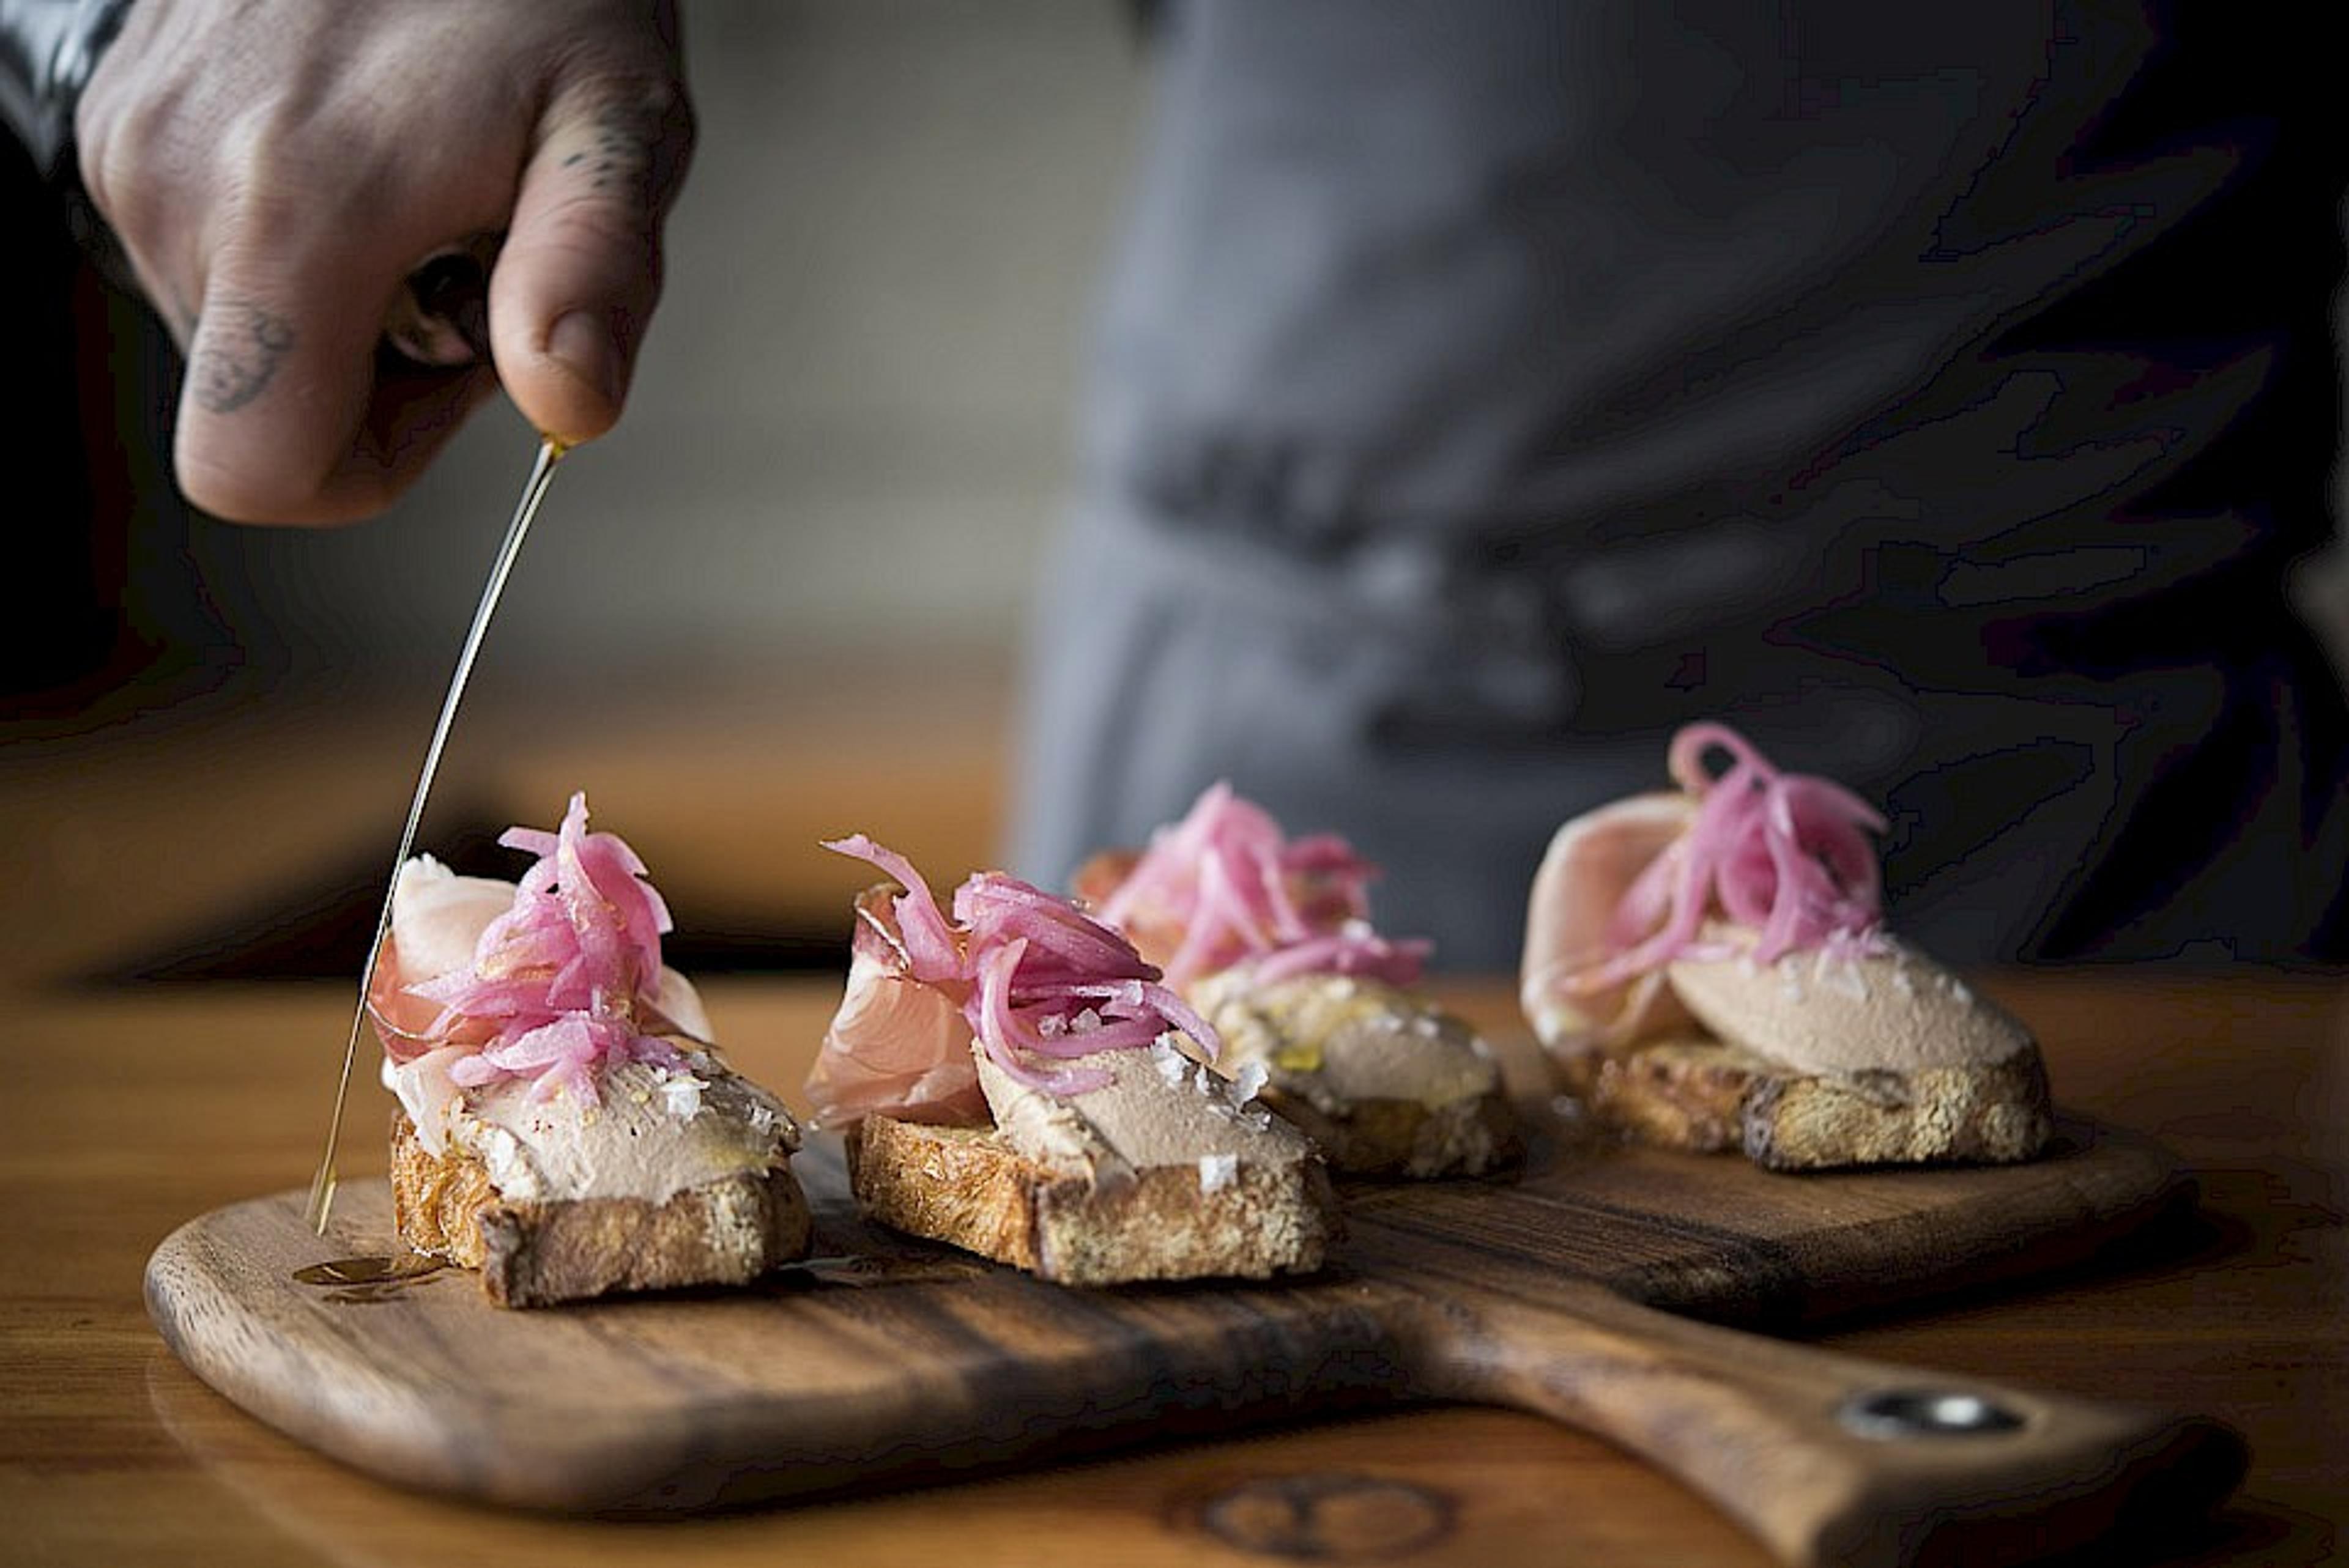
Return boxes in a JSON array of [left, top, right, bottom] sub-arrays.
[[1150, 1037, 1194, 1086], [658, 1070, 707, 1120], [1231, 1059, 1269, 1105], [1814, 947, 1869, 1000]]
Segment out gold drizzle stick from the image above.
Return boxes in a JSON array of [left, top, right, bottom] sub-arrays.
[[304, 436, 570, 1233]]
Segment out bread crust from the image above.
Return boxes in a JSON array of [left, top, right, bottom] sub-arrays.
[[390, 1112, 812, 1307], [845, 1115, 1338, 1285], [1587, 1037, 1770, 1155], [1740, 1047, 2052, 1171], [1567, 1038, 2053, 1170], [1187, 972, 1521, 1180], [1256, 1082, 1520, 1180]]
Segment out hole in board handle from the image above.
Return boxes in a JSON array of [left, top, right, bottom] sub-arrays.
[[1838, 1388, 2028, 1440]]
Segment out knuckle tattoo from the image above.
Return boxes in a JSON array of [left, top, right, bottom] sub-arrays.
[[191, 301, 297, 415]]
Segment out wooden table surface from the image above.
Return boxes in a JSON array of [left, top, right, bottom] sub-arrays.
[[0, 970, 2340, 1567]]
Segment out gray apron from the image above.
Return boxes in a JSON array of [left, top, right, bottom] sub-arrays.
[[1013, 0, 2347, 968]]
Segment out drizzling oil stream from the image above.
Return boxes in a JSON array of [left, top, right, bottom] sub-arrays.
[[303, 437, 568, 1233]]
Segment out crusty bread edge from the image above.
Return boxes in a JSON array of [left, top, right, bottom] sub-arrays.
[[845, 1115, 1339, 1286], [1564, 1038, 2055, 1172], [1741, 1047, 2053, 1171], [1258, 1082, 1521, 1180]]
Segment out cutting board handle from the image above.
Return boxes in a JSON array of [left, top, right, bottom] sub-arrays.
[[1414, 1281, 2245, 1568]]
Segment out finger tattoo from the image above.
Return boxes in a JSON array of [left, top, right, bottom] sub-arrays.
[[573, 99, 665, 195], [191, 301, 296, 414]]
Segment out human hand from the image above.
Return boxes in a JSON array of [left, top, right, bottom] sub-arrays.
[[75, 0, 693, 523]]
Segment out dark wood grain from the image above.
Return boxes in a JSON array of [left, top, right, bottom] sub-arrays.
[[146, 1114, 2236, 1566]]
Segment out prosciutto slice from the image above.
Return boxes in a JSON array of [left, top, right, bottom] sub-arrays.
[[806, 837, 1218, 1129], [1520, 723, 1890, 1056]]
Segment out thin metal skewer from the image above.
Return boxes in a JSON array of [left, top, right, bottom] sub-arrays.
[[303, 435, 568, 1234]]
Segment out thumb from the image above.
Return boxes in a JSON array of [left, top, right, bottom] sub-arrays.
[[490, 72, 694, 445]]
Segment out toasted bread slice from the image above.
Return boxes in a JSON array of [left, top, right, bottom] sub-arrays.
[[1574, 1034, 2053, 1171], [845, 1115, 1336, 1285], [1190, 971, 1518, 1178], [1252, 1085, 1520, 1181], [844, 1040, 1338, 1285], [392, 1111, 812, 1307], [1580, 1036, 1765, 1154], [1740, 1048, 2054, 1170]]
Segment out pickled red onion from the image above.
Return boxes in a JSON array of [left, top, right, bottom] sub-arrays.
[[376, 793, 688, 1104], [1573, 723, 1888, 992], [822, 837, 1219, 1098], [1251, 926, 1433, 987], [1092, 783, 1420, 988]]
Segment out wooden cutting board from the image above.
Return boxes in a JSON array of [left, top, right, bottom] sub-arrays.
[[147, 1113, 2242, 1568]]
